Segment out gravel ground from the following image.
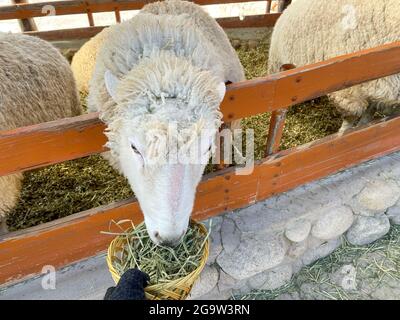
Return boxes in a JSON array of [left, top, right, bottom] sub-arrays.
[[235, 225, 400, 300]]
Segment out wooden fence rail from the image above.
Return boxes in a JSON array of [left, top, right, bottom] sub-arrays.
[[1, 114, 400, 285], [0, 0, 266, 20], [21, 13, 281, 41], [10, 0, 37, 31], [1, 41, 400, 177], [0, 0, 284, 40]]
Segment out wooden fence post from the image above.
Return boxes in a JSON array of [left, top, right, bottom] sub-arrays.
[[266, 0, 272, 13], [264, 64, 296, 156], [11, 0, 37, 31], [277, 0, 292, 12]]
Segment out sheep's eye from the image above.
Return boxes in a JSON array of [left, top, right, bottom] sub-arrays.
[[131, 144, 141, 155]]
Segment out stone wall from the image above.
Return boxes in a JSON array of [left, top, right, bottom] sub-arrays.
[[188, 152, 400, 299]]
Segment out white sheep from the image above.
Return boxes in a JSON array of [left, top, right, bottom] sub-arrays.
[[0, 33, 82, 233], [87, 0, 245, 246], [71, 0, 244, 95], [268, 0, 400, 130], [71, 28, 111, 94]]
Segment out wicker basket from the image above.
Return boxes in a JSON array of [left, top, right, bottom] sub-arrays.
[[106, 219, 209, 300]]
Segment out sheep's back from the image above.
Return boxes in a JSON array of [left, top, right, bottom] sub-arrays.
[[89, 12, 231, 116], [71, 28, 111, 94], [268, 0, 400, 73], [0, 33, 81, 131], [268, 0, 400, 106]]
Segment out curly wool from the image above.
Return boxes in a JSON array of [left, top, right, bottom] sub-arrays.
[[0, 33, 81, 225], [268, 0, 400, 117], [88, 3, 244, 162], [73, 0, 244, 95], [102, 51, 224, 161], [71, 28, 111, 94]]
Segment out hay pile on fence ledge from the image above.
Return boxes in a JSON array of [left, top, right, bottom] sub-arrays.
[[6, 34, 344, 231]]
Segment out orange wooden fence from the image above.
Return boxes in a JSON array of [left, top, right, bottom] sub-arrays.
[[0, 0, 284, 40], [0, 0, 399, 286], [21, 13, 281, 41]]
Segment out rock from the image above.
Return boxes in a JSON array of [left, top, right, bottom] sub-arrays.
[[232, 200, 284, 233], [307, 236, 325, 249], [311, 206, 354, 240], [346, 215, 390, 246], [386, 205, 400, 225], [188, 265, 219, 299], [302, 237, 341, 266], [298, 283, 328, 300], [247, 264, 293, 291], [359, 278, 380, 296], [220, 218, 241, 254], [330, 264, 357, 291], [287, 240, 308, 259], [357, 180, 400, 213], [291, 258, 304, 274], [370, 283, 400, 300], [207, 227, 223, 265], [217, 233, 287, 280], [195, 285, 233, 300], [207, 235, 223, 265], [248, 39, 258, 49], [285, 219, 311, 242], [204, 216, 223, 233], [275, 292, 301, 300], [218, 270, 240, 292], [231, 283, 252, 296]]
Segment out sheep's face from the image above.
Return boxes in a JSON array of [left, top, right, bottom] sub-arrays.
[[117, 123, 217, 246], [104, 70, 225, 246]]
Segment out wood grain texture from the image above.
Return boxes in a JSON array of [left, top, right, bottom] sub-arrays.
[[1, 115, 400, 285]]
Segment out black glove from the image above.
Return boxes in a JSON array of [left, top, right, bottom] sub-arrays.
[[104, 268, 150, 300]]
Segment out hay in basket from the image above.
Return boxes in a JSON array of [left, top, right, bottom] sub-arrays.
[[106, 219, 210, 300]]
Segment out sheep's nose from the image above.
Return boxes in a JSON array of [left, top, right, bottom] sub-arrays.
[[155, 231, 184, 247], [160, 238, 181, 247]]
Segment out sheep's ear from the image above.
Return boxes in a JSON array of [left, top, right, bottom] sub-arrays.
[[104, 69, 119, 101], [216, 82, 226, 103]]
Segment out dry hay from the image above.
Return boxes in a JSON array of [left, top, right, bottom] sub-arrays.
[[6, 32, 344, 230], [6, 155, 133, 230], [108, 220, 209, 285]]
